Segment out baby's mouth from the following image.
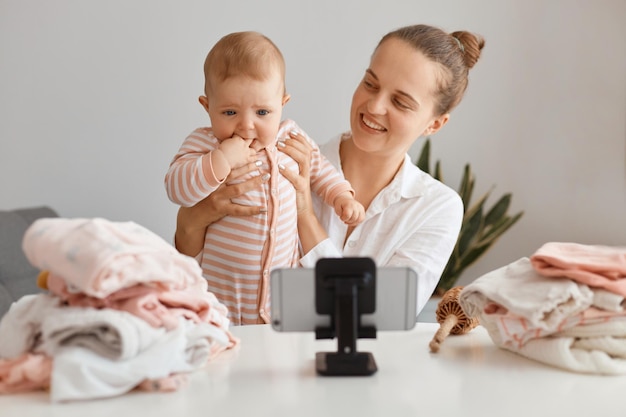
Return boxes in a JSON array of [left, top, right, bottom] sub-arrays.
[[250, 139, 263, 151]]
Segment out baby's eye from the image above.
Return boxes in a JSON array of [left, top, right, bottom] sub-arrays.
[[223, 110, 236, 116], [257, 109, 270, 116]]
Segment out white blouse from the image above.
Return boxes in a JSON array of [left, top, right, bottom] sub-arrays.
[[299, 133, 463, 316]]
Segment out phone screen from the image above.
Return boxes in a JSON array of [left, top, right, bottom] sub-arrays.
[[270, 266, 418, 332]]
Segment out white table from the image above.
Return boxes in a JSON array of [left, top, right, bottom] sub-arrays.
[[1, 323, 624, 416]]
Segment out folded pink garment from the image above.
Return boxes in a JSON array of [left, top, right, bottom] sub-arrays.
[[47, 272, 231, 331], [531, 242, 626, 296], [478, 308, 626, 375], [0, 354, 192, 396], [0, 353, 52, 394], [22, 218, 205, 298], [481, 303, 626, 349]]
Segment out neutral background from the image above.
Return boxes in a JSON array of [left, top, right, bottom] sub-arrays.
[[1, 0, 625, 285]]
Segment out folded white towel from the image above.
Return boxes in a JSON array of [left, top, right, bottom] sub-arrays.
[[506, 334, 626, 375], [38, 306, 167, 360], [50, 318, 228, 402], [0, 294, 60, 359], [592, 289, 625, 312]]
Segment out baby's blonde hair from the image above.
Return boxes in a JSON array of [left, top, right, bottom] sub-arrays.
[[203, 31, 286, 95]]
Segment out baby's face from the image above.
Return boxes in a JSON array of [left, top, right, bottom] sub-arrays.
[[207, 73, 288, 151]]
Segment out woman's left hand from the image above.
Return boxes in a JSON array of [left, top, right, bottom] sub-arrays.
[[277, 131, 315, 219], [278, 130, 331, 254]]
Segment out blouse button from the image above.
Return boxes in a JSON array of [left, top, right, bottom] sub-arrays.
[[348, 241, 356, 248]]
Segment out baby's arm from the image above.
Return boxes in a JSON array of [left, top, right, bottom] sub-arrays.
[[165, 131, 256, 207], [333, 191, 365, 226]]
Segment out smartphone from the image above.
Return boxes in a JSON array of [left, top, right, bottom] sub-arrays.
[[270, 266, 418, 332]]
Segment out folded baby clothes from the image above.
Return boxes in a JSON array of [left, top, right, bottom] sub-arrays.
[[460, 252, 626, 375], [37, 305, 168, 360], [501, 315, 626, 375], [2, 217, 238, 401], [0, 353, 52, 394], [459, 257, 593, 330], [22, 217, 205, 298], [46, 272, 231, 331], [530, 242, 626, 296], [50, 317, 227, 402], [477, 303, 626, 350], [0, 293, 170, 360], [0, 294, 60, 359]]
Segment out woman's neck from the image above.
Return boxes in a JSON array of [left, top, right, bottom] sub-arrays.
[[340, 138, 405, 211]]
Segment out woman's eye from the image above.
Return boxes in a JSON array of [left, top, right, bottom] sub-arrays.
[[394, 99, 410, 110], [257, 109, 269, 116], [224, 110, 236, 116], [363, 80, 376, 89]]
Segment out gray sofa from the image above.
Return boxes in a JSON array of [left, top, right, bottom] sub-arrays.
[[0, 206, 58, 318]]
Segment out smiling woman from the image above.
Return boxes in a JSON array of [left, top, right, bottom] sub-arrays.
[[174, 24, 486, 323]]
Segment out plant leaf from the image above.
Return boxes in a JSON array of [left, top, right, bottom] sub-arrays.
[[458, 164, 474, 206], [456, 242, 493, 272], [457, 205, 483, 255], [463, 190, 491, 224], [484, 193, 512, 228], [416, 138, 431, 173], [479, 211, 524, 244], [434, 160, 442, 181]]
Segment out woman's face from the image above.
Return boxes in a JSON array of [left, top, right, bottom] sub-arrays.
[[350, 37, 449, 158]]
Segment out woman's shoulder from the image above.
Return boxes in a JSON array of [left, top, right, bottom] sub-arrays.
[[401, 159, 463, 207], [319, 131, 348, 153]]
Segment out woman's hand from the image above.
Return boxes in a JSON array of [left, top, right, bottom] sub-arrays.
[[278, 131, 329, 254], [277, 131, 314, 218], [175, 160, 270, 257]]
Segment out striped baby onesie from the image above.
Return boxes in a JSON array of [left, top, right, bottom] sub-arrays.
[[165, 120, 353, 324]]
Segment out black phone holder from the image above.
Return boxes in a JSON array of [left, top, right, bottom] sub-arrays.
[[314, 257, 377, 376]]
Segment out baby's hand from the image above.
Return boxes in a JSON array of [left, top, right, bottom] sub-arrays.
[[334, 194, 365, 226], [218, 135, 256, 169]]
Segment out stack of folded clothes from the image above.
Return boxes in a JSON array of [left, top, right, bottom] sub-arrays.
[[0, 217, 236, 401], [459, 242, 626, 375]]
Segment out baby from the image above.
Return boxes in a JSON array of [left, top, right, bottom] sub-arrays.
[[164, 31, 364, 325]]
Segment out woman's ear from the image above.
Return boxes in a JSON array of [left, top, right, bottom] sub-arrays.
[[422, 113, 450, 136], [282, 93, 291, 106], [198, 96, 210, 113]]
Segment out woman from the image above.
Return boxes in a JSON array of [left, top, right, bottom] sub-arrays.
[[175, 24, 485, 316]]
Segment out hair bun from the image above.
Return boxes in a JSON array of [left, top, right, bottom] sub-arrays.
[[451, 31, 485, 69]]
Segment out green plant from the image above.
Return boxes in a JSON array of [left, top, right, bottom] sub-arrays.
[[416, 139, 524, 296]]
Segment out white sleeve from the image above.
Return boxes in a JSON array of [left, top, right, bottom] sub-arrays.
[[298, 238, 342, 268]]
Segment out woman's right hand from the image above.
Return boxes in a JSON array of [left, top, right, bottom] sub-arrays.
[[175, 160, 270, 257]]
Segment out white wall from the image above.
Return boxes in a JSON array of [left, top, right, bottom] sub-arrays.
[[1, 0, 625, 284]]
